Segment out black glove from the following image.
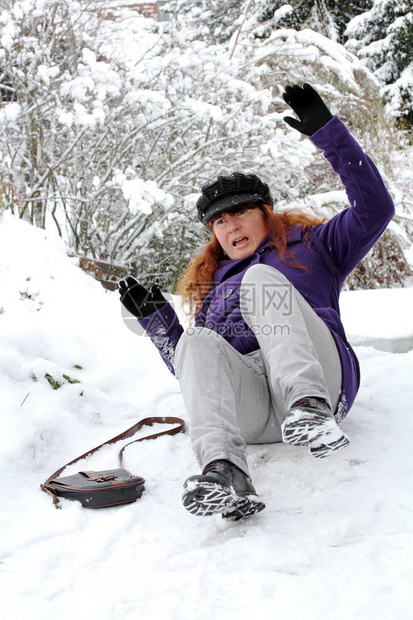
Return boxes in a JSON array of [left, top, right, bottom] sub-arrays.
[[119, 275, 166, 319], [282, 83, 333, 136]]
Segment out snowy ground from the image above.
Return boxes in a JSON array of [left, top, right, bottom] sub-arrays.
[[1, 214, 413, 620]]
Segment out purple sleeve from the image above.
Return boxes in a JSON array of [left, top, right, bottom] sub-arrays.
[[139, 302, 184, 375], [310, 116, 395, 278]]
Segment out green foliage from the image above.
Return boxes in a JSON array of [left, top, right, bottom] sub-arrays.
[[33, 365, 83, 390], [44, 373, 62, 390], [62, 374, 81, 384]]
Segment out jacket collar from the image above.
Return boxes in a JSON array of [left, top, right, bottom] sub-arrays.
[[256, 226, 303, 249], [286, 225, 304, 243]]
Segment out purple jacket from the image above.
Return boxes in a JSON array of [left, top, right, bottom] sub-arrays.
[[140, 116, 395, 419]]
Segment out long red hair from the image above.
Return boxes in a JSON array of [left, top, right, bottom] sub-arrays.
[[177, 204, 324, 316]]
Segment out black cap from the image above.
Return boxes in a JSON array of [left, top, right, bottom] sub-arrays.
[[196, 172, 274, 224]]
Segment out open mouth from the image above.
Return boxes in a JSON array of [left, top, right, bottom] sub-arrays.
[[232, 236, 249, 248]]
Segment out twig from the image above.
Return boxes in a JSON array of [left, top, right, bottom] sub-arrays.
[[20, 393, 30, 407], [229, 0, 253, 60]]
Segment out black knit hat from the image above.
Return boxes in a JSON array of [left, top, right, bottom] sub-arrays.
[[196, 172, 274, 224]]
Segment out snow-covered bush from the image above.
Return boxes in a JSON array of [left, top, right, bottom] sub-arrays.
[[0, 0, 412, 289], [251, 0, 374, 43], [170, 0, 374, 44], [0, 0, 176, 264], [168, 0, 245, 43], [345, 0, 413, 129]]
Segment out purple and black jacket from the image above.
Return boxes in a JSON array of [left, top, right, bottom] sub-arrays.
[[139, 116, 395, 419]]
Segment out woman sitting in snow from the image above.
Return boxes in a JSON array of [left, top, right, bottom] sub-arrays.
[[119, 83, 395, 522]]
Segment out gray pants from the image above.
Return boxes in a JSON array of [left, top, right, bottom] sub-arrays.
[[174, 265, 342, 477]]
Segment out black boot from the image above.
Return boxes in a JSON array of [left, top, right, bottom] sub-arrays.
[[182, 460, 265, 521]]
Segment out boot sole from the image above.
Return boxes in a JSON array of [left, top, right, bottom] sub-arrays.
[[182, 480, 265, 521], [310, 435, 350, 459], [282, 412, 350, 457]]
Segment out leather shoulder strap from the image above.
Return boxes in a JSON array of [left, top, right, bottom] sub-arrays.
[[117, 417, 185, 467]]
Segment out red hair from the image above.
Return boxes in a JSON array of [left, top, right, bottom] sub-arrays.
[[177, 204, 324, 317]]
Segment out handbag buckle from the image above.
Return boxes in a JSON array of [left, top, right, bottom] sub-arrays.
[[95, 474, 118, 482]]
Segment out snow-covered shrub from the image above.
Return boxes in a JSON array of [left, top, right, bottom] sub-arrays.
[[0, 0, 171, 253], [345, 0, 413, 129], [168, 0, 244, 43], [170, 0, 374, 45], [1, 1, 412, 290], [251, 0, 374, 43]]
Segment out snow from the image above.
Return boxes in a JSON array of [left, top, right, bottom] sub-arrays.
[[115, 175, 174, 216], [0, 102, 21, 122], [341, 287, 413, 340], [0, 20, 15, 51], [384, 64, 413, 119], [271, 28, 362, 88], [1, 213, 413, 619], [184, 97, 224, 122]]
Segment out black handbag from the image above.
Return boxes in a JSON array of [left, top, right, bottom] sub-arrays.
[[41, 416, 185, 509]]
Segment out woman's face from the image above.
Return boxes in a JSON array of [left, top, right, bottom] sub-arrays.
[[212, 206, 268, 260]]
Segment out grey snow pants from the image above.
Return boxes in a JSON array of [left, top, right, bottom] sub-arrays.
[[174, 265, 342, 477]]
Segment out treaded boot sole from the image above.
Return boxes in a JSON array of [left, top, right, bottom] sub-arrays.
[[310, 434, 350, 459], [282, 411, 350, 457], [182, 480, 265, 521], [222, 496, 266, 521]]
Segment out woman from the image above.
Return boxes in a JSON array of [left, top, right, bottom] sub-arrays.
[[119, 84, 395, 522]]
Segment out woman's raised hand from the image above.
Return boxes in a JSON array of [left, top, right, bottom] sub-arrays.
[[283, 83, 333, 136]]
